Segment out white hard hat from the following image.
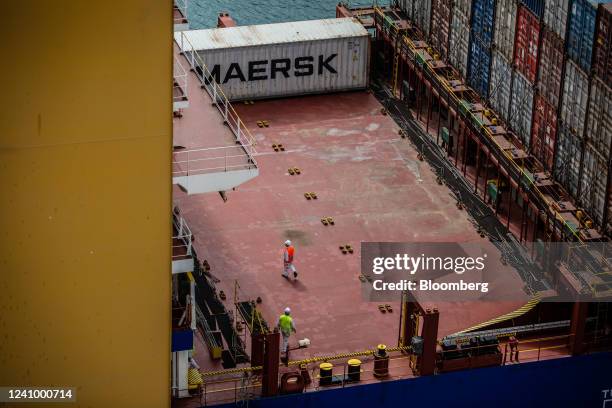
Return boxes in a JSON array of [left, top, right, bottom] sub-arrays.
[[284, 240, 291, 246], [284, 307, 291, 314]]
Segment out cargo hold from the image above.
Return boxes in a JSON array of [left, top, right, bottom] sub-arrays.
[[175, 18, 370, 101]]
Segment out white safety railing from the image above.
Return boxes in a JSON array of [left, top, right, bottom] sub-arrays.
[[173, 0, 188, 24], [172, 210, 193, 260], [175, 31, 257, 150], [173, 55, 188, 104], [173, 145, 257, 177]]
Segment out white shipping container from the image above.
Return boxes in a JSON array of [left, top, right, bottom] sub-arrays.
[[553, 124, 583, 198], [400, 0, 432, 36], [586, 77, 612, 159], [175, 19, 369, 101], [454, 0, 473, 18], [493, 0, 518, 62], [488, 51, 513, 121], [449, 8, 470, 78], [543, 0, 569, 42], [509, 70, 534, 149], [560, 59, 589, 139], [578, 144, 609, 228]]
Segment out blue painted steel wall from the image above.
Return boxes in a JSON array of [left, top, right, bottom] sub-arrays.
[[467, 0, 494, 98], [566, 0, 599, 72], [520, 0, 545, 18], [216, 353, 612, 408], [171, 329, 193, 352]]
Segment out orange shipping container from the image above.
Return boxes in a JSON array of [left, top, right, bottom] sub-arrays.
[[531, 93, 558, 171], [514, 5, 541, 83]]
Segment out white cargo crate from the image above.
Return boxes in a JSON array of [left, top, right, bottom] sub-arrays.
[[175, 18, 370, 101]]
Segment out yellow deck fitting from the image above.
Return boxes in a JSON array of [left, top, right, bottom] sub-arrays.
[[326, 217, 334, 225], [321, 218, 329, 226], [294, 167, 301, 174], [311, 192, 318, 199], [305, 193, 312, 200], [385, 304, 393, 313], [345, 245, 354, 254], [358, 274, 366, 282], [262, 120, 270, 127], [288, 167, 300, 175], [278, 144, 285, 151], [378, 304, 387, 313], [339, 245, 347, 254], [257, 121, 264, 128], [380, 108, 387, 115], [288, 168, 296, 175]]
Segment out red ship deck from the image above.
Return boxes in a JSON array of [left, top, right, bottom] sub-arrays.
[[174, 90, 529, 371]]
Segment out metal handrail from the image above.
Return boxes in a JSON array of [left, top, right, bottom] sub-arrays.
[[172, 212, 193, 259], [175, 31, 257, 151], [172, 145, 257, 177], [173, 55, 188, 103], [173, 0, 188, 24]]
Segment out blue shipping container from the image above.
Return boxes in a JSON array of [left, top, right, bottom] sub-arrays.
[[566, 0, 599, 72], [467, 36, 492, 98], [520, 0, 545, 18], [470, 0, 495, 48]]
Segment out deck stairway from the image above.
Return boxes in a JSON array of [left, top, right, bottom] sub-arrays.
[[173, 31, 258, 195]]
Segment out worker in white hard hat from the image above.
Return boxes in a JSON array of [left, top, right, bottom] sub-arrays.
[[282, 240, 297, 280], [277, 307, 297, 355]]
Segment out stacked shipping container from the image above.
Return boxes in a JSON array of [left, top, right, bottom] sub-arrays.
[[489, 51, 513, 120], [398, 0, 612, 232], [509, 70, 535, 147], [467, 0, 495, 97], [449, 0, 471, 77], [581, 77, 611, 230], [532, 26, 564, 170], [430, 0, 452, 60], [514, 5, 541, 83], [567, 0, 599, 72], [560, 59, 589, 139], [592, 4, 611, 83], [544, 0, 570, 39], [400, 0, 432, 36], [494, 0, 518, 61]]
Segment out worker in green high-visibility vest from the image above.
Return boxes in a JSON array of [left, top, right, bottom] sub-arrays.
[[277, 307, 297, 355]]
